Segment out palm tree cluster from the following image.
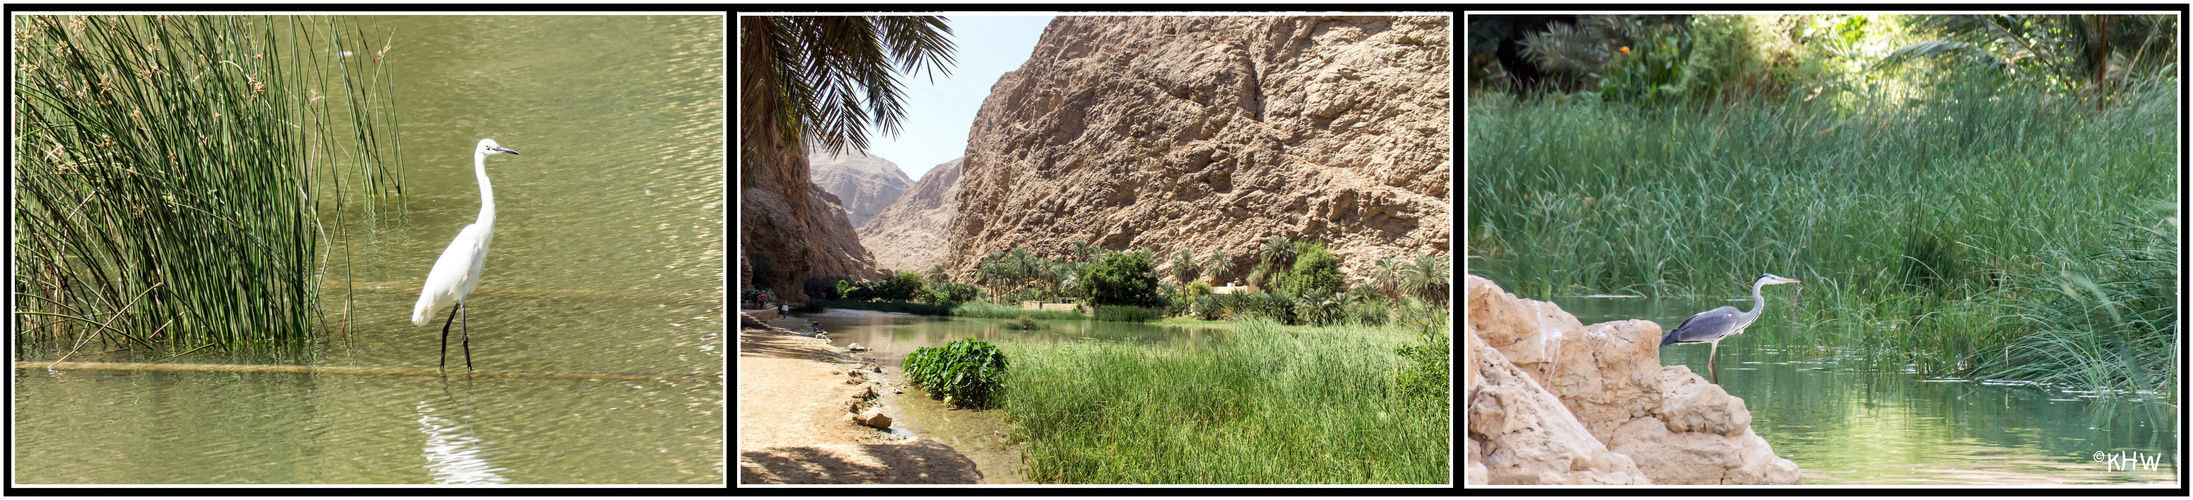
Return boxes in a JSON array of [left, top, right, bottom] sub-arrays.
[[975, 247, 1090, 301], [1372, 253, 1453, 305]]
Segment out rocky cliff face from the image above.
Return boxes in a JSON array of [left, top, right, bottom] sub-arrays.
[[809, 148, 914, 228], [857, 157, 963, 273], [740, 142, 883, 303], [945, 15, 1451, 281]]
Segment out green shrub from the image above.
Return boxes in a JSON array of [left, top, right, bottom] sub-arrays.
[[1192, 294, 1224, 321], [1078, 250, 1161, 306], [1187, 280, 1213, 298], [1276, 241, 1346, 298], [934, 282, 981, 303], [1234, 291, 1297, 324], [1394, 325, 1452, 405], [903, 338, 1009, 408], [1294, 287, 1343, 327], [876, 271, 926, 301], [1342, 295, 1391, 326], [1093, 305, 1164, 323], [807, 299, 953, 316]]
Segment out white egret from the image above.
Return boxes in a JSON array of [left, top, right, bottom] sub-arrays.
[[413, 138, 520, 372]]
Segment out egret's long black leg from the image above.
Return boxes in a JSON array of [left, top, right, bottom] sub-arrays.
[[461, 302, 474, 372], [440, 305, 459, 372]]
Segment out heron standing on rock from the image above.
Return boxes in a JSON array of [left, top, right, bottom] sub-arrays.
[[1660, 273, 1802, 383]]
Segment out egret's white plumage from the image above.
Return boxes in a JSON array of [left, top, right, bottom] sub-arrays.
[[413, 138, 519, 371]]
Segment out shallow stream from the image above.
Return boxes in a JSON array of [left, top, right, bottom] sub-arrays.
[[1561, 296, 2178, 485]]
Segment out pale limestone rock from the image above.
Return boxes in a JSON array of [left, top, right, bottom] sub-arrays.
[[1465, 274, 1802, 485], [1466, 323, 1651, 485], [944, 16, 1450, 283], [810, 146, 913, 228], [858, 157, 962, 272]]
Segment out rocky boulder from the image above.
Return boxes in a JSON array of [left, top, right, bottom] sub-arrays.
[[1466, 321, 1650, 485], [944, 16, 1450, 283], [858, 157, 963, 272], [810, 146, 914, 228], [1464, 274, 1801, 485], [852, 410, 893, 429]]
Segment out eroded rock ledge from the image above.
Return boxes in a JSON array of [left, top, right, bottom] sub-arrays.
[[1465, 275, 1801, 485]]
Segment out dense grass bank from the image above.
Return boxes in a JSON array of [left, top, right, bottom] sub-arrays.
[[997, 317, 1449, 483], [949, 302, 1088, 320], [1467, 79, 2176, 395]]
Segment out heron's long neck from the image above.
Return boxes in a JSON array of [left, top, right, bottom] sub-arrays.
[[473, 151, 495, 227], [1747, 280, 1768, 316]]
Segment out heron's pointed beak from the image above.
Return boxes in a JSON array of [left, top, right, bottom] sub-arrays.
[[494, 147, 520, 155]]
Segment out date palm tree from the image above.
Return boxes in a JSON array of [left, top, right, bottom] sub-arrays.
[[1171, 249, 1202, 284], [740, 16, 955, 176], [1258, 236, 1298, 271], [1402, 253, 1452, 305], [1371, 256, 1405, 302], [1203, 250, 1233, 285]]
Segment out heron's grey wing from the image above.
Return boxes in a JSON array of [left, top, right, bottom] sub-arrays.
[[1662, 306, 1742, 345]]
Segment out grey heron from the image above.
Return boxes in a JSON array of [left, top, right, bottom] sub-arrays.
[[1659, 273, 1801, 383], [412, 138, 520, 372]]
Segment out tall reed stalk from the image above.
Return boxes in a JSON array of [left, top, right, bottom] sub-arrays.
[[1468, 72, 2176, 396], [15, 15, 402, 360]]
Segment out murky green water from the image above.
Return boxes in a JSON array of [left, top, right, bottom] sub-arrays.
[[14, 15, 724, 484], [1557, 296, 2178, 485], [800, 309, 1232, 484]]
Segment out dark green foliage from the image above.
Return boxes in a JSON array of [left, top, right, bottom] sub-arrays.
[[875, 271, 926, 301], [1899, 227, 1968, 295], [805, 276, 848, 300], [1192, 294, 1225, 321], [1293, 288, 1343, 327], [1078, 250, 1161, 307], [1187, 280, 1214, 298], [934, 282, 978, 302], [807, 299, 954, 316], [1234, 291, 1296, 325], [903, 338, 1008, 408], [1275, 241, 1346, 298], [1342, 294, 1392, 326], [951, 303, 1087, 320], [1394, 325, 1452, 405], [1093, 305, 1164, 323]]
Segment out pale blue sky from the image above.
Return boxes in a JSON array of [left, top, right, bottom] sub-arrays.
[[863, 13, 1055, 181]]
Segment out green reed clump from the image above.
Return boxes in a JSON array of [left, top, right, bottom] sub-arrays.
[[15, 15, 402, 360], [998, 317, 1449, 484], [1469, 74, 2176, 394], [950, 302, 1086, 320], [903, 338, 1008, 409]]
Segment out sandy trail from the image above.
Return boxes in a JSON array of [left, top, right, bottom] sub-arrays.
[[737, 314, 982, 484]]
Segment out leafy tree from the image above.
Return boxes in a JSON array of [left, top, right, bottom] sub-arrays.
[[1371, 256, 1405, 302], [875, 271, 926, 301], [1077, 250, 1160, 307], [1276, 240, 1346, 298]]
